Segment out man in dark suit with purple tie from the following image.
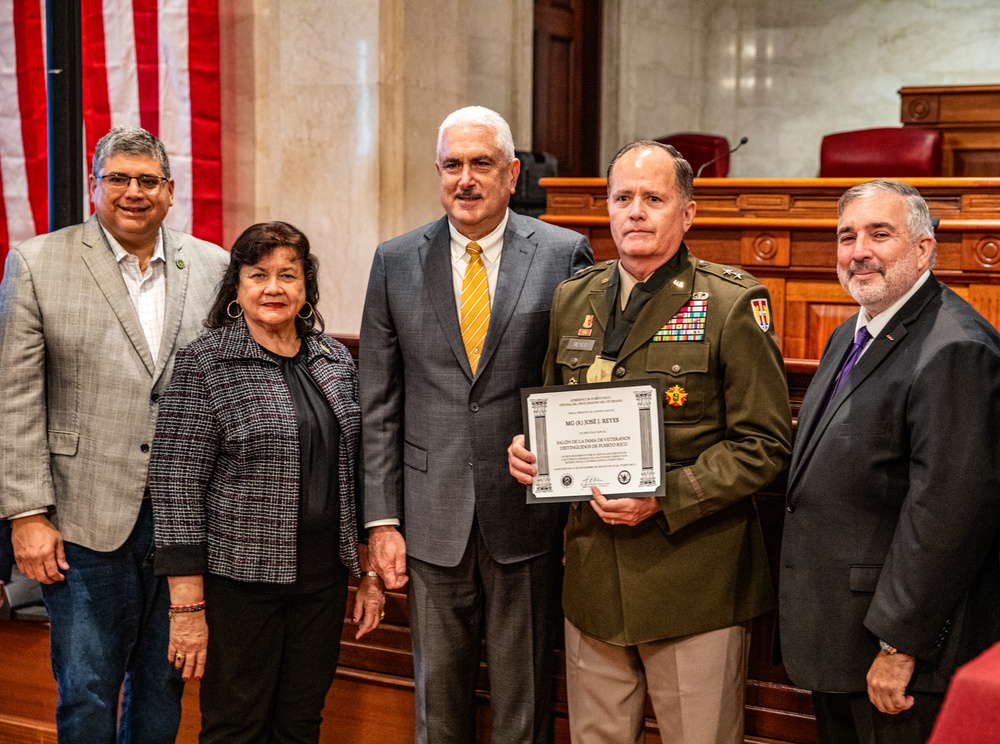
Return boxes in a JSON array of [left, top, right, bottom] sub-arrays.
[[780, 180, 1000, 744]]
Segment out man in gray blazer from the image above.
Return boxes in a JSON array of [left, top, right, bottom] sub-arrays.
[[780, 180, 1000, 744], [0, 126, 228, 743], [361, 106, 592, 743]]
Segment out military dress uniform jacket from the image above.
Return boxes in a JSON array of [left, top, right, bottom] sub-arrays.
[[544, 250, 792, 645]]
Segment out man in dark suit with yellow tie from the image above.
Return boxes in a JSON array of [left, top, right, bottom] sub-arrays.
[[780, 180, 1000, 743], [360, 106, 592, 743]]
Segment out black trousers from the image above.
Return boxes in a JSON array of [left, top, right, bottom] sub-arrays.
[[199, 573, 350, 744], [812, 690, 943, 744]]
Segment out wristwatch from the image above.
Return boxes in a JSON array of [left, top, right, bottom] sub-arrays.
[[879, 640, 898, 655]]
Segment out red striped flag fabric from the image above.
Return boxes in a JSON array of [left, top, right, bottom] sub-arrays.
[[0, 0, 221, 277]]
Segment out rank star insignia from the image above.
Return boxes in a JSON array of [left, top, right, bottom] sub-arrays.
[[665, 385, 688, 407]]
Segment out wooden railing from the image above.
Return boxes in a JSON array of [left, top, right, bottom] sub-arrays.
[[540, 177, 1000, 360]]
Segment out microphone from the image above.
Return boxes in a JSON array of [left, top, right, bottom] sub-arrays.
[[696, 136, 749, 178]]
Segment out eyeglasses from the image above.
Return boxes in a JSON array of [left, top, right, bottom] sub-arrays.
[[96, 173, 169, 193]]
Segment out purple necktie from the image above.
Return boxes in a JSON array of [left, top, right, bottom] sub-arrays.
[[827, 326, 873, 404]]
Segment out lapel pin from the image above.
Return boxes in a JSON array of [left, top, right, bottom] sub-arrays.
[[886, 334, 894, 341], [175, 259, 186, 269]]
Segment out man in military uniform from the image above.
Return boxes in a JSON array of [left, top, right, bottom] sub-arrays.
[[509, 140, 792, 744]]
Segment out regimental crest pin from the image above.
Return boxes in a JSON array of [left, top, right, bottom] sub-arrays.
[[751, 298, 771, 332], [583, 314, 594, 329], [665, 385, 688, 407]]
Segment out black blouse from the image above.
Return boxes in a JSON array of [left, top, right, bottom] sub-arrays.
[[265, 342, 348, 592]]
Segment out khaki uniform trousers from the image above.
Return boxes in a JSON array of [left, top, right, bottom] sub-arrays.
[[564, 618, 751, 744]]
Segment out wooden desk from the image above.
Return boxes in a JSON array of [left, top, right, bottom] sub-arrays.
[[540, 176, 1000, 359], [900, 85, 1000, 177]]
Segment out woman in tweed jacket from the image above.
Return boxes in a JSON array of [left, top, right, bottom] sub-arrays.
[[149, 221, 383, 743]]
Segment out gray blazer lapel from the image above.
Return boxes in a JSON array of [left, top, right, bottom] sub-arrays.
[[80, 219, 155, 375], [420, 218, 471, 374], [476, 215, 536, 375], [155, 229, 192, 384]]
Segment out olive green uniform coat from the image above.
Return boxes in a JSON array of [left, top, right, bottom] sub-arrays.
[[544, 250, 792, 645]]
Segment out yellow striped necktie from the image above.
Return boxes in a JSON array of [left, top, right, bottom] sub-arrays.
[[460, 241, 490, 374]]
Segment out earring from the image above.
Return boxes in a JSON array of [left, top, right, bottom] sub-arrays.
[[227, 300, 243, 318], [297, 302, 314, 320]]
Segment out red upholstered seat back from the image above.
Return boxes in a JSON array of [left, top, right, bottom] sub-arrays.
[[819, 127, 943, 178], [656, 133, 731, 177]]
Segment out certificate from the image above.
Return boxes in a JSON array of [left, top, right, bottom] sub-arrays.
[[521, 379, 664, 503]]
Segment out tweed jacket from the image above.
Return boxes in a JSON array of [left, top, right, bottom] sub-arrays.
[[0, 217, 228, 551], [546, 251, 792, 645], [150, 318, 363, 583]]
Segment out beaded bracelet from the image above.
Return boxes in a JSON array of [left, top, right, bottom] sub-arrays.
[[168, 600, 206, 619]]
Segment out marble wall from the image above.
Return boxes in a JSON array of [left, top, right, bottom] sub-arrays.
[[221, 0, 531, 334], [605, 0, 1000, 177]]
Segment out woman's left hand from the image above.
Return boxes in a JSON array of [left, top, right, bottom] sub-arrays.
[[353, 574, 385, 639]]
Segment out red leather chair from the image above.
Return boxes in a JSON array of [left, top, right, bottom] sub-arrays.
[[819, 127, 943, 177], [656, 133, 731, 177]]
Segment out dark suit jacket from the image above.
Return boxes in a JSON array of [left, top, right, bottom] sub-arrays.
[[780, 275, 1000, 693], [360, 212, 592, 567]]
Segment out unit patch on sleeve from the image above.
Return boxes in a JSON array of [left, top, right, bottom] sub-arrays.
[[653, 297, 708, 342], [751, 298, 771, 332]]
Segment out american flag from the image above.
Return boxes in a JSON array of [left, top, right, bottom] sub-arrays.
[[0, 0, 222, 276]]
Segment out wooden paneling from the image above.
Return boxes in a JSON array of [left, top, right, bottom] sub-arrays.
[[900, 85, 1000, 177], [539, 177, 1000, 359]]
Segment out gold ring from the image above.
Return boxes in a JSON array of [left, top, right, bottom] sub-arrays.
[[175, 653, 185, 662]]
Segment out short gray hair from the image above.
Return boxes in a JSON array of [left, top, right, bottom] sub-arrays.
[[91, 125, 171, 178], [607, 140, 694, 203], [838, 180, 935, 245], [436, 106, 515, 163]]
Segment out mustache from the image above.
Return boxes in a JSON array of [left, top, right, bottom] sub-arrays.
[[847, 259, 885, 277], [456, 187, 481, 199]]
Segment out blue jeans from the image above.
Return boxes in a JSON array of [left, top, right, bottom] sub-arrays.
[[41, 501, 183, 744]]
